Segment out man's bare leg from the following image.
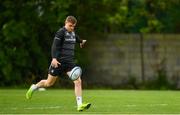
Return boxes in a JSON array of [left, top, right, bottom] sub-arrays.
[[26, 74, 57, 99], [36, 74, 57, 88], [66, 71, 82, 106], [74, 77, 82, 106], [73, 77, 91, 111]]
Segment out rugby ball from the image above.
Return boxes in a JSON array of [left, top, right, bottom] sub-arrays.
[[69, 66, 82, 81]]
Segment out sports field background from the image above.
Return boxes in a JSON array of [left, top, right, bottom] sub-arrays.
[[0, 89, 180, 114]]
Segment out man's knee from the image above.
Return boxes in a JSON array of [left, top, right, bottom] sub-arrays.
[[74, 78, 82, 87], [45, 81, 54, 87], [45, 74, 57, 87]]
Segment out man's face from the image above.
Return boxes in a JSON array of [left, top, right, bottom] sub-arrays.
[[65, 22, 76, 32]]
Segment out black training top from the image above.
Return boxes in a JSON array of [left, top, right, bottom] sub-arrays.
[[51, 27, 82, 64]]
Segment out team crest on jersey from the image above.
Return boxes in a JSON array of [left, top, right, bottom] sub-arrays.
[[65, 32, 76, 42]]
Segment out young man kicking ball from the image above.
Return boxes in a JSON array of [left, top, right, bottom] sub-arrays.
[[26, 16, 91, 111]]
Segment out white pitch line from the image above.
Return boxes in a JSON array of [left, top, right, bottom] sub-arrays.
[[24, 106, 62, 110], [125, 104, 137, 107], [6, 106, 62, 110], [149, 103, 168, 106], [124, 103, 169, 107]]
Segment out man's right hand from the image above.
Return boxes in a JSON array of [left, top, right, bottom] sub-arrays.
[[51, 58, 61, 68]]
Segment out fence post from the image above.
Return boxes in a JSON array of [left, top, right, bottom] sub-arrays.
[[140, 33, 145, 83]]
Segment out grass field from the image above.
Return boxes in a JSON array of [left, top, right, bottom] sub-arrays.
[[0, 89, 180, 114]]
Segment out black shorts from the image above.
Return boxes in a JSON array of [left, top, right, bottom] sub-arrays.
[[48, 62, 76, 77]]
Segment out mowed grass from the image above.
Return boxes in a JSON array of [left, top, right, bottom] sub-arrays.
[[0, 89, 180, 114]]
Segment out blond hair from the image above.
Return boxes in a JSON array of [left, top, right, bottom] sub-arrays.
[[65, 16, 77, 24]]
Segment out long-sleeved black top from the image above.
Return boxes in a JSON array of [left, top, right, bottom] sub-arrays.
[[51, 27, 82, 64]]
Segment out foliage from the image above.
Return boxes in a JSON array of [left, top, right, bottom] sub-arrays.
[[0, 0, 179, 87]]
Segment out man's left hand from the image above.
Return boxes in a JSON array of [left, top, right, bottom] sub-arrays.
[[80, 40, 87, 48]]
